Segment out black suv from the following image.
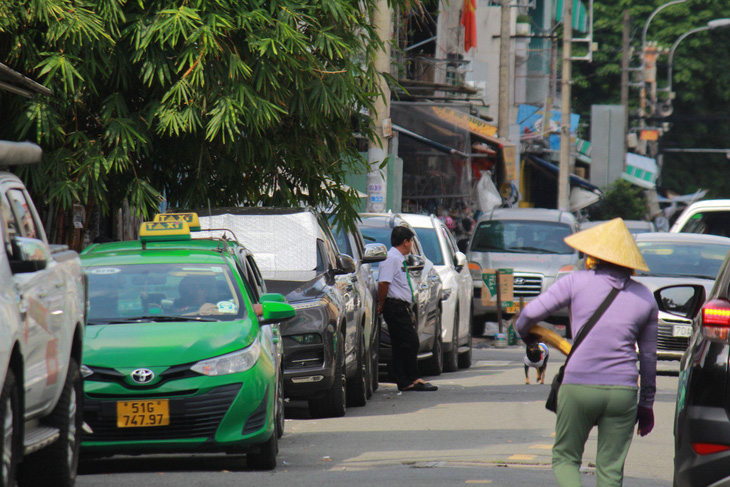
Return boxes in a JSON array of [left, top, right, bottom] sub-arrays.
[[198, 208, 358, 418], [656, 258, 730, 485]]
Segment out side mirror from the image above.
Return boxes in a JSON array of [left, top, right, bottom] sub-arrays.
[[654, 284, 706, 320], [406, 254, 425, 271], [260, 293, 287, 304], [9, 237, 49, 274], [453, 251, 467, 271], [334, 254, 356, 275], [362, 243, 387, 263], [259, 301, 296, 326]]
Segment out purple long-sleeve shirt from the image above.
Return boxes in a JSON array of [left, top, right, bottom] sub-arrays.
[[516, 267, 658, 408]]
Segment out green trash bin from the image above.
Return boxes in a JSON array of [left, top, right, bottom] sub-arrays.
[[507, 322, 517, 346]]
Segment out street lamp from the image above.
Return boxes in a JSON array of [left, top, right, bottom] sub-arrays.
[[641, 0, 687, 59], [663, 19, 730, 96]]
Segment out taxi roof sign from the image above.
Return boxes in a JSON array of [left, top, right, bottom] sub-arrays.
[[139, 220, 191, 242], [153, 212, 201, 231]]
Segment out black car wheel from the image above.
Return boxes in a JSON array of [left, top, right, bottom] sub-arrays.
[[458, 326, 473, 369], [247, 429, 278, 470], [309, 332, 346, 418], [346, 331, 368, 407], [421, 313, 443, 377], [0, 370, 20, 487], [443, 307, 459, 373], [20, 360, 81, 487]]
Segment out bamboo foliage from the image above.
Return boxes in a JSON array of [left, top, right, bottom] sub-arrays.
[[0, 0, 409, 244]]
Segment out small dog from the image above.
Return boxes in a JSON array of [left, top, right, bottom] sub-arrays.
[[524, 342, 549, 384]]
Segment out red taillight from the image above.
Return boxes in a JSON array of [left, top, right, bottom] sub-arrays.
[[702, 299, 730, 340], [691, 443, 730, 455]]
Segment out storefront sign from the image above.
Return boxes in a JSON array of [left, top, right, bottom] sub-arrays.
[[430, 107, 498, 138], [502, 145, 518, 181]]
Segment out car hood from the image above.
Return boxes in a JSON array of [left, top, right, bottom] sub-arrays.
[[83, 320, 257, 368], [263, 270, 329, 303], [634, 275, 715, 296], [468, 251, 577, 278]]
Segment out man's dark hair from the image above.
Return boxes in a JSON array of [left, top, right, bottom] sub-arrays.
[[391, 225, 415, 247]]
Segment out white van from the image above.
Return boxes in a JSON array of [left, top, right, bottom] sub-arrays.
[[669, 199, 730, 237]]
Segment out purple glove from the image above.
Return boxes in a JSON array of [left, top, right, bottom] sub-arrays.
[[636, 405, 654, 436]]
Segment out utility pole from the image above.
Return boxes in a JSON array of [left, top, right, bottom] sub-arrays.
[[620, 10, 631, 150], [497, 0, 511, 139], [366, 0, 392, 212], [557, 0, 573, 211]]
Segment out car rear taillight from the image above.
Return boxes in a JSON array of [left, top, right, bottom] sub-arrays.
[[468, 262, 482, 281], [691, 442, 730, 455], [701, 299, 730, 341]]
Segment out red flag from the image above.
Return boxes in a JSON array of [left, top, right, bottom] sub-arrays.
[[461, 0, 477, 52]]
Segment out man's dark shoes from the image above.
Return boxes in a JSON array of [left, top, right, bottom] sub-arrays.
[[399, 381, 438, 392]]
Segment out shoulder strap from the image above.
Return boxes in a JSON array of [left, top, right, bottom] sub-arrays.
[[565, 287, 620, 365]]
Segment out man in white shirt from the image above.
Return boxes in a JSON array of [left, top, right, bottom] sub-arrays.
[[377, 225, 438, 392]]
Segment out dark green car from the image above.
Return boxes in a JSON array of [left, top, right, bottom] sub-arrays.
[[79, 217, 294, 470]]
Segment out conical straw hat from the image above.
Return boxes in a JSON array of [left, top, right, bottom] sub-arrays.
[[564, 218, 649, 272]]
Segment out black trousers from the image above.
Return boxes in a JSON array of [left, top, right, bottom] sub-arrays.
[[383, 298, 420, 389]]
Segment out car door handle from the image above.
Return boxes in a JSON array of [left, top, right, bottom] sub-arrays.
[[38, 291, 48, 299], [55, 282, 64, 288]]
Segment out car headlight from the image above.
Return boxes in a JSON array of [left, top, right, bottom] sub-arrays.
[[191, 338, 261, 376], [290, 299, 328, 310]]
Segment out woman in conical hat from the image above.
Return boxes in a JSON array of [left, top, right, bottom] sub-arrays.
[[515, 218, 658, 487]]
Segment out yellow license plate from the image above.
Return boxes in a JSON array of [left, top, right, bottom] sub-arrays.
[[506, 305, 521, 314], [116, 400, 170, 428]]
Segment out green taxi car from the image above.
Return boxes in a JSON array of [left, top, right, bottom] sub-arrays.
[[79, 216, 294, 470]]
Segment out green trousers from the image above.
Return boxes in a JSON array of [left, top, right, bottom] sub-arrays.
[[553, 384, 638, 487]]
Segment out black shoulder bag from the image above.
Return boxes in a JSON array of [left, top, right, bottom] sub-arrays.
[[545, 287, 620, 413]]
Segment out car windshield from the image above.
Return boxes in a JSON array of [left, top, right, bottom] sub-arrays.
[[413, 227, 444, 265], [85, 263, 247, 324], [471, 220, 574, 254], [636, 241, 730, 279]]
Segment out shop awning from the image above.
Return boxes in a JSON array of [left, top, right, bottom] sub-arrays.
[[526, 155, 601, 192], [392, 124, 469, 158]]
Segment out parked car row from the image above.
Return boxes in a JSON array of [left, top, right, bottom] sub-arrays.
[[76, 208, 474, 471]]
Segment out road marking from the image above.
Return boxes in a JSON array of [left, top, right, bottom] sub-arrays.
[[529, 444, 553, 450], [508, 454, 536, 461]]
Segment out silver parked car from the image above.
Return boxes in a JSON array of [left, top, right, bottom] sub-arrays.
[[634, 232, 730, 360], [467, 208, 580, 335], [400, 214, 473, 371], [330, 219, 388, 399], [357, 214, 445, 377]]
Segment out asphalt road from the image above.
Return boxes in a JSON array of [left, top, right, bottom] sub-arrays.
[[77, 341, 679, 486]]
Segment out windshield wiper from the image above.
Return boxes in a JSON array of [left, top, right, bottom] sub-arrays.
[[506, 246, 560, 254], [88, 315, 218, 325], [639, 273, 713, 280]]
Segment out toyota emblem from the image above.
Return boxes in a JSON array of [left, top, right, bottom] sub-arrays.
[[130, 368, 155, 384]]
